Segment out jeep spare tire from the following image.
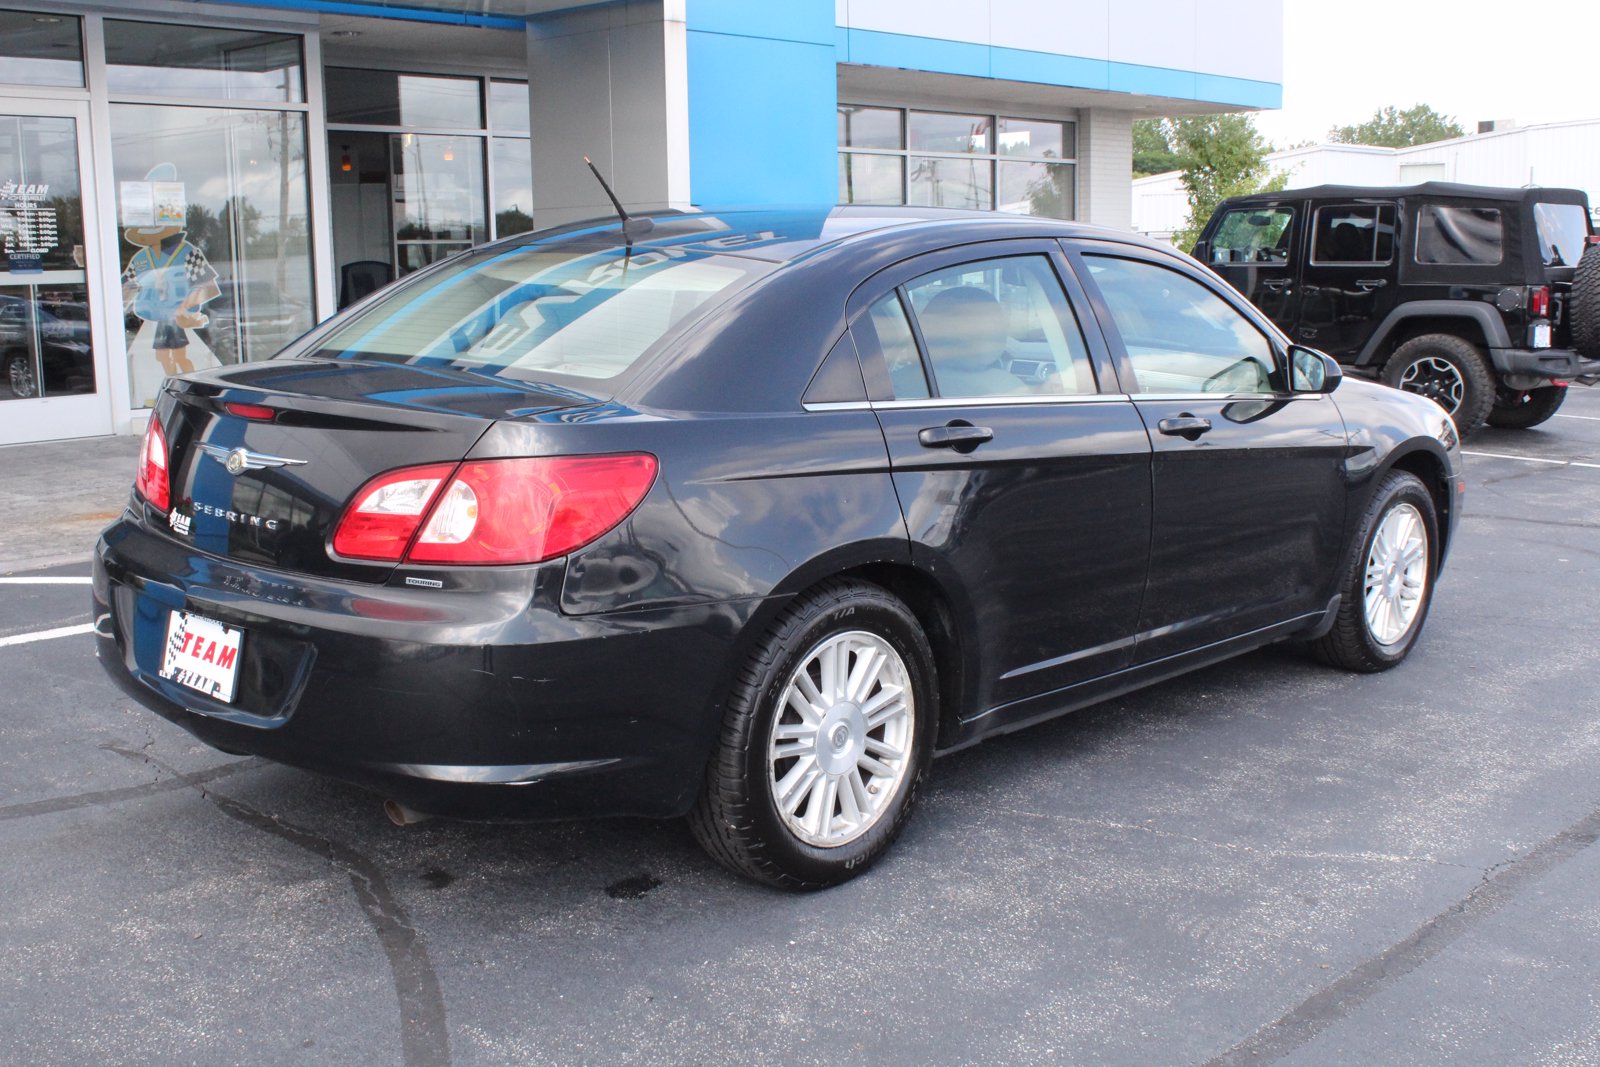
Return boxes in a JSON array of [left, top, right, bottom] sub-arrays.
[[1571, 242, 1600, 360], [1381, 333, 1495, 434]]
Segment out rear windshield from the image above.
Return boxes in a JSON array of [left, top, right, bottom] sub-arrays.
[[307, 240, 775, 386], [1533, 202, 1591, 267]]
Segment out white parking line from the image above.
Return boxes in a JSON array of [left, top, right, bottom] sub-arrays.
[[1462, 449, 1600, 470], [0, 577, 92, 585], [1553, 413, 1600, 422], [0, 623, 96, 649]]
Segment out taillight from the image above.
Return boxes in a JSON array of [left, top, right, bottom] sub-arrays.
[[331, 463, 455, 561], [224, 401, 276, 421], [134, 418, 170, 513], [332, 454, 657, 566], [1529, 285, 1550, 318]]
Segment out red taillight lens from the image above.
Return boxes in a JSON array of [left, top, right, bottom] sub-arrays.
[[331, 463, 455, 561], [406, 454, 658, 565], [1530, 285, 1550, 318], [224, 401, 276, 421], [333, 454, 658, 566], [134, 418, 170, 513]]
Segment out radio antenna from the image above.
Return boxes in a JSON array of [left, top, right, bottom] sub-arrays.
[[583, 155, 653, 250]]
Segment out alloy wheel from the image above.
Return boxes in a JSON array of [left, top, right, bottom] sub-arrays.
[[7, 355, 38, 399], [1397, 356, 1464, 415], [768, 630, 914, 847], [1363, 502, 1428, 645]]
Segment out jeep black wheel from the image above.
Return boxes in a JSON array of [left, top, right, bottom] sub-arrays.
[[1381, 333, 1494, 434], [1571, 243, 1600, 360], [1486, 384, 1567, 429]]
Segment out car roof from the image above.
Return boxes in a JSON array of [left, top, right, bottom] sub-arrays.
[[1220, 182, 1590, 206], [490, 205, 1174, 266]]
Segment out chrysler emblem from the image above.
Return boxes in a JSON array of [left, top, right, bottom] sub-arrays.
[[198, 443, 308, 476]]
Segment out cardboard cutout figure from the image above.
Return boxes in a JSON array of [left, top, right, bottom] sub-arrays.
[[120, 163, 220, 376]]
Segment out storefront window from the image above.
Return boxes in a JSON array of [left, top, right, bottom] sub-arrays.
[[489, 81, 530, 134], [105, 23, 304, 103], [0, 114, 92, 401], [0, 10, 84, 88], [493, 137, 533, 237], [839, 105, 1076, 219], [393, 132, 485, 273], [325, 69, 482, 129], [110, 104, 314, 406]]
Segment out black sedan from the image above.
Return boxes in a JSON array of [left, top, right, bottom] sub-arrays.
[[93, 207, 1463, 889]]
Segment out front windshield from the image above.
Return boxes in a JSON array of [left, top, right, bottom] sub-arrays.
[[307, 239, 775, 386]]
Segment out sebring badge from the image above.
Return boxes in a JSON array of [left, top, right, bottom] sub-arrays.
[[198, 443, 308, 476]]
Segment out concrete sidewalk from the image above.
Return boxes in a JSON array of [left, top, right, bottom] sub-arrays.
[[0, 434, 142, 573]]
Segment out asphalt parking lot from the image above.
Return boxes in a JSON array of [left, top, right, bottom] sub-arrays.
[[4, 390, 1600, 1066]]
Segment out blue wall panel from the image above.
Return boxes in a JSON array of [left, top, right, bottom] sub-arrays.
[[686, 1, 838, 206]]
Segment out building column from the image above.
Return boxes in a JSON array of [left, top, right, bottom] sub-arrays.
[[1078, 108, 1134, 231], [526, 2, 692, 227]]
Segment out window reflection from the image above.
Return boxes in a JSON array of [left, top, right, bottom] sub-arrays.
[[111, 104, 314, 406], [392, 132, 485, 274], [0, 11, 84, 88], [105, 22, 303, 103], [493, 137, 533, 237], [325, 68, 482, 129]]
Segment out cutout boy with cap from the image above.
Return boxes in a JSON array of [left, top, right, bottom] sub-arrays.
[[120, 163, 220, 376]]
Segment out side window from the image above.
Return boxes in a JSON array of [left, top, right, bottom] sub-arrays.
[[902, 255, 1094, 399], [1311, 204, 1396, 263], [1084, 255, 1279, 395], [859, 290, 929, 400], [1207, 207, 1295, 265], [1416, 204, 1503, 265]]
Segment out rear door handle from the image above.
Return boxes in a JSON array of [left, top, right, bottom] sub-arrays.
[[1355, 278, 1388, 291], [1157, 415, 1212, 440], [918, 423, 994, 451], [1260, 278, 1292, 293]]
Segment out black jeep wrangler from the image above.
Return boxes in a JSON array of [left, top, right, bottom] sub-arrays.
[[1194, 182, 1600, 432]]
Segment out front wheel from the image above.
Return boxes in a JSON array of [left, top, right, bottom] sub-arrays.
[[689, 580, 937, 889], [5, 351, 38, 399], [1311, 470, 1439, 673], [1381, 334, 1494, 434], [1486, 384, 1566, 429]]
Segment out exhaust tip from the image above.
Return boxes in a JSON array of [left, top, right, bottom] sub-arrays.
[[384, 799, 431, 827]]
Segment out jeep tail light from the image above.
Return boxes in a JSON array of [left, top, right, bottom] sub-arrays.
[[332, 463, 455, 561], [1529, 285, 1550, 319], [135, 418, 170, 513], [332, 454, 658, 565]]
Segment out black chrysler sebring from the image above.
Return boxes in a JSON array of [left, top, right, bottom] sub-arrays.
[[93, 207, 1463, 888]]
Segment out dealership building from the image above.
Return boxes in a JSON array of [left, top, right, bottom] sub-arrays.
[[0, 0, 1282, 445]]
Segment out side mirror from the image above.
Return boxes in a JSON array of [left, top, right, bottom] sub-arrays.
[[1288, 345, 1342, 394]]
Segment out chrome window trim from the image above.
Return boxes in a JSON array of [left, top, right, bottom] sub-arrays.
[[1128, 392, 1296, 402], [868, 394, 1129, 411], [801, 401, 873, 412]]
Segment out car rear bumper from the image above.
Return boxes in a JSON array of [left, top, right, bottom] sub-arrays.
[[1492, 346, 1600, 382], [92, 517, 763, 821]]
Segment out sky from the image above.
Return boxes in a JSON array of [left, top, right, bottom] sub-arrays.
[[1250, 1, 1600, 148]]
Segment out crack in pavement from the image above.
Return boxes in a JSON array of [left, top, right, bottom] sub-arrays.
[[1200, 800, 1600, 1066], [105, 745, 451, 1067], [0, 756, 266, 822]]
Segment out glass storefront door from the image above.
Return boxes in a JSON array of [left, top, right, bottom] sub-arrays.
[[0, 97, 112, 444]]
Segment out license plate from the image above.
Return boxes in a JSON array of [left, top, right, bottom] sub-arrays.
[[159, 611, 244, 704]]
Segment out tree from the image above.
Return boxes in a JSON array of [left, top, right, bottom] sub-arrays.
[[1328, 104, 1464, 148], [1133, 119, 1182, 177], [1165, 114, 1287, 251]]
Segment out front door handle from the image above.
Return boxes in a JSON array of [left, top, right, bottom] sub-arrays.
[[1260, 278, 1292, 293], [1157, 415, 1212, 440], [1355, 278, 1388, 291], [918, 423, 994, 451]]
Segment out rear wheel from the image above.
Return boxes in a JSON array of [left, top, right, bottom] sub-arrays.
[[1312, 470, 1438, 673], [689, 580, 937, 889], [1381, 333, 1494, 434], [1486, 384, 1566, 429]]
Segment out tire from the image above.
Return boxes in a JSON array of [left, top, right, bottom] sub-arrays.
[[1380, 333, 1494, 435], [1486, 384, 1567, 429], [689, 580, 938, 890], [1571, 243, 1600, 360], [4, 351, 38, 399], [1311, 470, 1439, 673]]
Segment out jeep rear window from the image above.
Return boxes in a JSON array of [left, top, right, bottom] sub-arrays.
[[1533, 202, 1591, 267], [1207, 208, 1294, 265], [1415, 205, 1502, 266], [1311, 205, 1396, 264]]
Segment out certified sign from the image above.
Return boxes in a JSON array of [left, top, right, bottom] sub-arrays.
[[159, 611, 244, 703]]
